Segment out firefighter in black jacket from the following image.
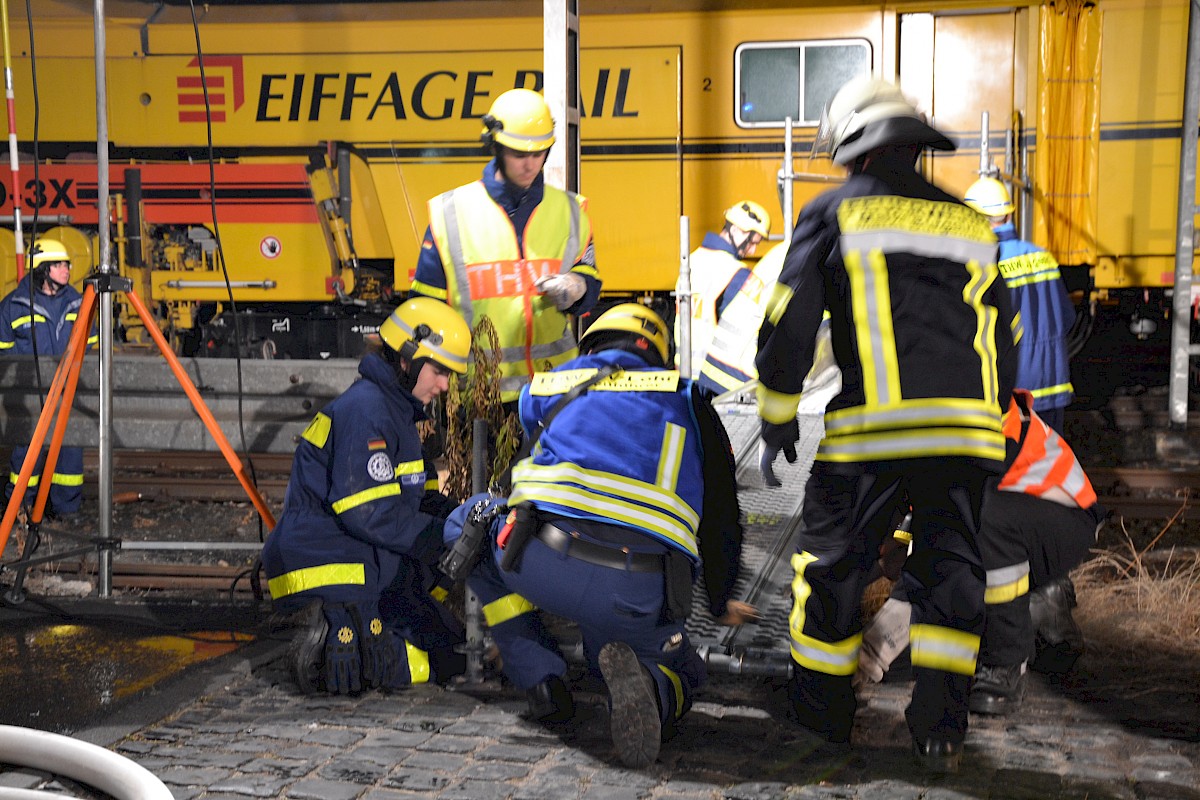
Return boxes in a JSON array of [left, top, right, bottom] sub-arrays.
[[755, 77, 1018, 772]]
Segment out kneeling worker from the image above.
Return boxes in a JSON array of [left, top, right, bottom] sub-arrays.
[[262, 298, 472, 695], [444, 304, 757, 768], [858, 388, 1103, 714]]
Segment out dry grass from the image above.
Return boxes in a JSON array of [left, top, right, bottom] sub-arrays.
[[1075, 517, 1200, 660]]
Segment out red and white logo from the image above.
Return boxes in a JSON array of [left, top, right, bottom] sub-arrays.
[[260, 236, 282, 259], [176, 56, 245, 123]]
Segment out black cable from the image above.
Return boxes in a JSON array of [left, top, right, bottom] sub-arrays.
[[23, 0, 44, 402], [186, 0, 267, 540]]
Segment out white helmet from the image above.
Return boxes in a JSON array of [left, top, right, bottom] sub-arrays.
[[814, 77, 954, 166]]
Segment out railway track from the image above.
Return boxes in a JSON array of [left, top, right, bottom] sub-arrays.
[[7, 450, 1190, 597], [73, 450, 1200, 520]]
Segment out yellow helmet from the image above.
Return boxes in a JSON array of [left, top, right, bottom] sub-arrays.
[[579, 303, 670, 366], [30, 238, 71, 271], [725, 201, 771, 238], [379, 298, 471, 374], [964, 177, 1015, 217], [481, 89, 556, 153]]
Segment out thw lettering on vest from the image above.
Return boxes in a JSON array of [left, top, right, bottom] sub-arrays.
[[467, 260, 558, 299]]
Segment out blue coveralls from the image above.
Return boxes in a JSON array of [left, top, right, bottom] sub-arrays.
[[261, 352, 462, 687], [446, 348, 744, 727], [995, 223, 1075, 432], [0, 274, 94, 516]]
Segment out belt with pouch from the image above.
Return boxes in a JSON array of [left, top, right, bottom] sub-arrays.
[[534, 524, 665, 573]]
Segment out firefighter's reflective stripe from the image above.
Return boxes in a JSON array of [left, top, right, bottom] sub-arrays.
[[267, 562, 367, 599], [483, 593, 536, 626], [529, 368, 680, 395], [984, 560, 1031, 604], [428, 181, 591, 402], [10, 472, 39, 486], [815, 428, 1006, 462], [756, 384, 803, 425], [406, 641, 432, 684], [999, 391, 1096, 507], [301, 413, 332, 449], [910, 623, 979, 676], [510, 460, 699, 557], [658, 665, 686, 718], [788, 552, 862, 676], [824, 398, 1002, 436], [0, 340, 14, 350], [331, 483, 402, 514]]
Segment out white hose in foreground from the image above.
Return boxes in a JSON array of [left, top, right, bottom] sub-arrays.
[[0, 725, 172, 800]]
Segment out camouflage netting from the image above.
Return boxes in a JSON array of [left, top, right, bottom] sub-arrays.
[[442, 316, 522, 504]]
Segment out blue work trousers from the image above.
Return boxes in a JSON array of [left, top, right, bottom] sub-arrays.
[[468, 530, 704, 725]]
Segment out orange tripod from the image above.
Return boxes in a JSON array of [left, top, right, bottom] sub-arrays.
[[0, 276, 276, 597]]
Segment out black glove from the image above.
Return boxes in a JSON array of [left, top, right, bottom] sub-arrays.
[[321, 603, 365, 694], [355, 603, 399, 690], [759, 418, 799, 488]]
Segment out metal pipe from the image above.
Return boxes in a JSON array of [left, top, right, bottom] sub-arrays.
[[979, 110, 991, 176], [781, 117, 795, 243], [95, 0, 115, 597], [677, 216, 691, 377], [699, 647, 794, 678], [0, 725, 173, 800], [0, 215, 73, 225], [463, 417, 488, 684], [164, 280, 278, 289], [1170, 0, 1200, 428]]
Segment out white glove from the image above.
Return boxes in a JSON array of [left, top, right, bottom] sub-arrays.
[[535, 273, 587, 310], [853, 597, 911, 687]]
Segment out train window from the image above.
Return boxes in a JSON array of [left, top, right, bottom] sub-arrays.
[[735, 39, 871, 128]]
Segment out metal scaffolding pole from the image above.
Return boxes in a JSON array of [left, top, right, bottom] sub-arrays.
[[93, 0, 116, 596], [1170, 0, 1200, 427]]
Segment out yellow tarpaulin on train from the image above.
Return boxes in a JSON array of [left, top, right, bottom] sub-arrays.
[[1035, 0, 1102, 265]]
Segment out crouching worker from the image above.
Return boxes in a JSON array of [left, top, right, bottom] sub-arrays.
[[858, 388, 1104, 714], [262, 298, 472, 695], [443, 304, 757, 768]]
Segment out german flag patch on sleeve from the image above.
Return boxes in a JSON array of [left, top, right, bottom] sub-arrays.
[[367, 438, 387, 451]]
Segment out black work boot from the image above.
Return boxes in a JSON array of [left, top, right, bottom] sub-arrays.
[[287, 601, 328, 695], [526, 675, 575, 723], [911, 736, 962, 773], [1030, 577, 1084, 674], [969, 661, 1028, 715], [599, 642, 661, 768]]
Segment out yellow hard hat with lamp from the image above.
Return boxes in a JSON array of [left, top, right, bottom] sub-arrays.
[[379, 298, 471, 374], [480, 89, 556, 153], [579, 303, 670, 366]]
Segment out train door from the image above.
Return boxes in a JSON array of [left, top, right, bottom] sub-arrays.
[[898, 10, 1027, 202]]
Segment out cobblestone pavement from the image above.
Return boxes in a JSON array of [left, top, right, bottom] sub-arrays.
[[6, 626, 1197, 800]]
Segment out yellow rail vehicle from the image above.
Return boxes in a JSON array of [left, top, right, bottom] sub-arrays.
[[0, 0, 1191, 356]]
